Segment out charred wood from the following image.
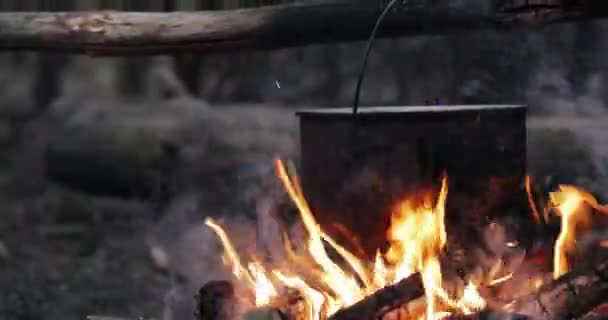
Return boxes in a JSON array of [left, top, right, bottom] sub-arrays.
[[502, 260, 608, 319], [196, 280, 239, 320], [328, 273, 424, 320], [446, 310, 531, 320], [0, 1, 607, 55], [450, 260, 608, 319], [231, 273, 425, 320], [241, 307, 286, 320], [195, 259, 608, 320]]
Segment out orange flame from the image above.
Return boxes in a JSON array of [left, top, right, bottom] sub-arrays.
[[205, 218, 254, 285], [550, 185, 598, 279], [386, 177, 448, 319], [205, 159, 608, 319], [206, 159, 490, 320], [525, 176, 542, 224]]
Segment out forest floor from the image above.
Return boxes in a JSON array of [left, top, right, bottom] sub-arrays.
[[0, 133, 169, 320]]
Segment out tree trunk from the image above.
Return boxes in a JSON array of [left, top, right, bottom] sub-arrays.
[[116, 0, 150, 97], [568, 20, 601, 104], [31, 0, 73, 110], [168, 0, 212, 97]]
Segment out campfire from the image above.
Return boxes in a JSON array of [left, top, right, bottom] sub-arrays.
[[199, 159, 608, 320]]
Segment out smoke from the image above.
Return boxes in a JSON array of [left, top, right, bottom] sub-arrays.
[[148, 158, 298, 320]]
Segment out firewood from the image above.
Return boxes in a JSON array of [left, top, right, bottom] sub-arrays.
[[451, 260, 608, 319], [196, 280, 239, 320], [503, 260, 608, 319], [241, 307, 285, 320], [0, 1, 608, 56], [328, 273, 424, 320], [445, 310, 531, 320], [577, 303, 608, 320]]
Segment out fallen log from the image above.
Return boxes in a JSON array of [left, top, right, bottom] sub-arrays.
[[328, 272, 424, 320], [45, 127, 180, 200], [44, 99, 297, 202], [0, 1, 608, 55]]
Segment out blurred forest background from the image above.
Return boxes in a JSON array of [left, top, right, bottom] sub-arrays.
[[0, 1, 607, 320], [1, 0, 608, 108]]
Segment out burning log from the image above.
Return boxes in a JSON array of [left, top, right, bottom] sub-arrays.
[[263, 257, 608, 320], [241, 307, 284, 320], [0, 1, 608, 55], [503, 260, 608, 319], [195, 273, 425, 320], [449, 260, 608, 320], [328, 273, 424, 320], [446, 311, 530, 320]]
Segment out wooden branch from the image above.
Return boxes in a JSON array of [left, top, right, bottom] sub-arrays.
[[328, 272, 424, 320], [0, 1, 608, 56]]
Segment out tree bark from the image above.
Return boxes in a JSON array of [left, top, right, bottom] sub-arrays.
[[0, 1, 607, 56]]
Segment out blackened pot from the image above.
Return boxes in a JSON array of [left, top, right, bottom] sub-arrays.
[[297, 105, 528, 258]]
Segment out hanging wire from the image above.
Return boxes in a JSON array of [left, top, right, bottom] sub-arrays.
[[352, 0, 401, 115]]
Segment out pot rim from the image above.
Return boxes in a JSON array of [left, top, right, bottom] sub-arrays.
[[296, 105, 527, 117]]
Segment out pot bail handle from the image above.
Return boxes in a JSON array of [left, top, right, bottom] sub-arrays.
[[352, 0, 401, 115]]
